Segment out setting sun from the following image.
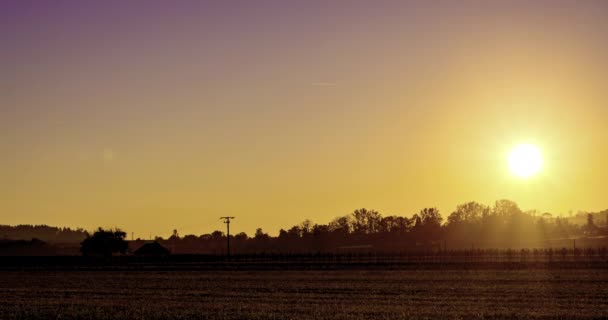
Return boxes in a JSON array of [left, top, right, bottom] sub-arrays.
[[508, 144, 543, 178]]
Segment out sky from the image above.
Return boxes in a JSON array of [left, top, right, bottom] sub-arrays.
[[2, 1, 608, 238]]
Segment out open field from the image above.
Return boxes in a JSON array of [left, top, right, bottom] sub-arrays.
[[1, 268, 607, 320]]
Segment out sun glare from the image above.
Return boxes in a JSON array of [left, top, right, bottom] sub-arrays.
[[508, 144, 542, 178]]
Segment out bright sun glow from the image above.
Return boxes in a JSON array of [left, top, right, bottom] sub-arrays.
[[508, 144, 543, 178]]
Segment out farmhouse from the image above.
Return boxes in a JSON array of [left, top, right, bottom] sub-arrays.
[[134, 242, 170, 257]]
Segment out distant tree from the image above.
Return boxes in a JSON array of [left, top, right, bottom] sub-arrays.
[[211, 230, 224, 240], [80, 228, 128, 257], [328, 216, 351, 234], [380, 216, 412, 234], [199, 234, 213, 241], [300, 219, 313, 236], [414, 208, 443, 241], [493, 199, 523, 218], [0, 224, 88, 243], [419, 208, 442, 227], [182, 234, 198, 242], [170, 229, 180, 240], [287, 226, 302, 238], [254, 228, 269, 240], [394, 216, 413, 233], [351, 208, 382, 234], [379, 216, 397, 233], [447, 202, 488, 225], [585, 213, 597, 235], [412, 213, 422, 230], [234, 232, 248, 241], [278, 229, 288, 239], [312, 224, 329, 237]]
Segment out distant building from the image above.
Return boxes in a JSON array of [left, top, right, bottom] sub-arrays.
[[134, 242, 170, 257]]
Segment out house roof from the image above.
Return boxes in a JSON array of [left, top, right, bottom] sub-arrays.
[[134, 242, 170, 256]]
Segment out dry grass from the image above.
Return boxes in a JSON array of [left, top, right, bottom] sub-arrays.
[[0, 269, 607, 319]]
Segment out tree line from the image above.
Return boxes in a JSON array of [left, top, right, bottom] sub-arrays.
[[151, 200, 607, 254], [2, 200, 607, 256], [0, 225, 88, 243]]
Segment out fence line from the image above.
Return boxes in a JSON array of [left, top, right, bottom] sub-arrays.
[[174, 247, 608, 264]]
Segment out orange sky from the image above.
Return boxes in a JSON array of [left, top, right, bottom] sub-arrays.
[[2, 2, 608, 237]]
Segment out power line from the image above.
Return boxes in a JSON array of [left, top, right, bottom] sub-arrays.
[[220, 216, 235, 257]]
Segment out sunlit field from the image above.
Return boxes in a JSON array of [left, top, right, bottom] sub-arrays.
[[1, 268, 607, 320]]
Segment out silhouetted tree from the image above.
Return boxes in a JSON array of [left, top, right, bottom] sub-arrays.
[[254, 228, 270, 240], [493, 199, 523, 218], [234, 232, 248, 241], [328, 216, 351, 234], [300, 219, 313, 236], [66, 200, 608, 255], [0, 224, 88, 243], [211, 230, 224, 240], [413, 214, 422, 228], [415, 208, 442, 241], [80, 228, 128, 257], [351, 208, 382, 234], [585, 213, 597, 235], [170, 229, 179, 240], [447, 202, 487, 225], [287, 226, 302, 238], [312, 224, 329, 236], [419, 208, 442, 226]]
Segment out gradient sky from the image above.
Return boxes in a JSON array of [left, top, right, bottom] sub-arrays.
[[2, 1, 608, 238]]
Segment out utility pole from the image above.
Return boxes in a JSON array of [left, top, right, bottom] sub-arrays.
[[220, 216, 235, 257]]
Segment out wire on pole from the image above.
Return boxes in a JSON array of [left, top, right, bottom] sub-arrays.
[[220, 217, 235, 257]]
